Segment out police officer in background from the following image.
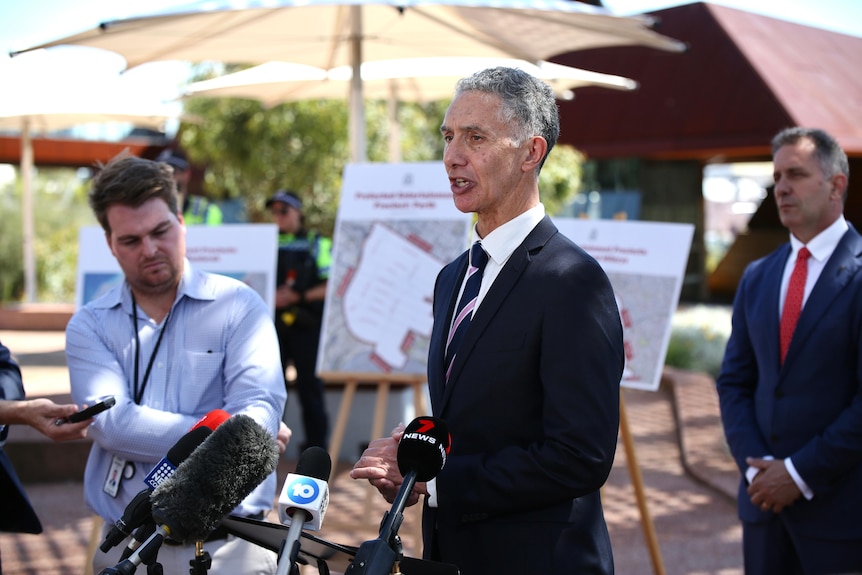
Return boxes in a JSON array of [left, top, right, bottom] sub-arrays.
[[267, 190, 332, 451], [156, 148, 223, 226]]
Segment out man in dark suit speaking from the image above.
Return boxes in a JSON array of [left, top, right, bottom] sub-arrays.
[[351, 67, 624, 574], [717, 127, 862, 574]]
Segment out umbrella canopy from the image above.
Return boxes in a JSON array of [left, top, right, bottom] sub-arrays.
[[0, 49, 178, 303], [13, 0, 686, 161], [184, 56, 640, 161], [184, 57, 640, 107]]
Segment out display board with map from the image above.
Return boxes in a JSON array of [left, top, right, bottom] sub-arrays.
[[553, 218, 694, 391], [316, 162, 472, 379], [75, 224, 278, 311]]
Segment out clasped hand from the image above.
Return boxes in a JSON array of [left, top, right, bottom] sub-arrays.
[[746, 457, 802, 513]]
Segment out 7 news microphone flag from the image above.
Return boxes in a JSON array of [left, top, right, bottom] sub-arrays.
[[345, 416, 451, 575]]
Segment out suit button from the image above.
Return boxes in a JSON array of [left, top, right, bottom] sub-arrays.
[[774, 389, 783, 399], [770, 434, 779, 442]]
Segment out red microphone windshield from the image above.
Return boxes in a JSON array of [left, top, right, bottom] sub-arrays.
[[190, 409, 231, 431]]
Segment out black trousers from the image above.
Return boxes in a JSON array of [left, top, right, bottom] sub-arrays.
[[275, 318, 329, 449]]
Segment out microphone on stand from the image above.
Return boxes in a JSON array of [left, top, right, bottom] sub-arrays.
[[144, 410, 231, 491], [275, 446, 332, 575], [100, 414, 279, 575], [100, 409, 231, 553], [345, 416, 451, 575]]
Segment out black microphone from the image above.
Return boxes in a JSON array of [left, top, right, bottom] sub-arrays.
[[345, 416, 451, 575], [100, 414, 279, 574], [119, 522, 155, 561], [275, 446, 332, 575], [100, 426, 213, 553], [101, 409, 231, 555]]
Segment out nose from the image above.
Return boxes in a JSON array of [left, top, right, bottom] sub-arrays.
[[443, 139, 466, 168], [141, 236, 159, 257]]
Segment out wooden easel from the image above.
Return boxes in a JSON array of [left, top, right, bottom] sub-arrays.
[[320, 372, 428, 474], [319, 372, 428, 550], [619, 393, 666, 575], [320, 374, 665, 574]]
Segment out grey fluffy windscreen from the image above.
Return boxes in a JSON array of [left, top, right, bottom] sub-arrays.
[[150, 414, 279, 543]]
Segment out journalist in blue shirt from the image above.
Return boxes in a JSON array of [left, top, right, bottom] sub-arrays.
[[66, 153, 289, 575]]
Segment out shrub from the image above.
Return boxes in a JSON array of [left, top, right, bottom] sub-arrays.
[[665, 305, 732, 378]]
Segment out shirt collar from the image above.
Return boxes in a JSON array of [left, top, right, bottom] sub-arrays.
[[789, 215, 848, 262], [475, 204, 545, 266]]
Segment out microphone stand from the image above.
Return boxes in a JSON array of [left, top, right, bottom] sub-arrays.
[[189, 540, 212, 575], [100, 527, 166, 575], [345, 470, 416, 575]]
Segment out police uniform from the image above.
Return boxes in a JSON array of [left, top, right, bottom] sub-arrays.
[[275, 227, 332, 450]]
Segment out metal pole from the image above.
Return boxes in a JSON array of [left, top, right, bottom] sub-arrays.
[[350, 5, 366, 163], [21, 117, 37, 302]]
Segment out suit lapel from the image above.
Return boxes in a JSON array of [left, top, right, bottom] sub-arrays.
[[763, 244, 791, 369], [784, 226, 862, 367], [440, 217, 557, 412], [428, 251, 468, 411]]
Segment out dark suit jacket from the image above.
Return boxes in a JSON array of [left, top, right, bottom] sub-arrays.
[[422, 216, 624, 575], [0, 341, 42, 534], [717, 223, 862, 543]]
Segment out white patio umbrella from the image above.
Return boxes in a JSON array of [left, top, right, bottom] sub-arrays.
[[184, 57, 639, 107], [13, 0, 686, 162], [0, 50, 178, 303], [184, 56, 639, 160]]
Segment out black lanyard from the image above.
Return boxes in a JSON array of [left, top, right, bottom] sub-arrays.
[[131, 294, 172, 405]]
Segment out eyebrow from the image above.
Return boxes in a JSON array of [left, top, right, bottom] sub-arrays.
[[115, 219, 173, 242], [440, 123, 484, 133]]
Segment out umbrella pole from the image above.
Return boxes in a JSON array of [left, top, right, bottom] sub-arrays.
[[350, 5, 367, 163], [21, 117, 37, 303], [387, 80, 401, 163]]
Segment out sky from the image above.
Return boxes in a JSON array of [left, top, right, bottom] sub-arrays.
[[0, 0, 860, 117]]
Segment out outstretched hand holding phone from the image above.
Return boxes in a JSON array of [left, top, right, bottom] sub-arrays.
[[54, 395, 116, 425], [0, 397, 96, 442]]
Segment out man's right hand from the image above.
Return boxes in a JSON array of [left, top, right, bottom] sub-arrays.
[[349, 423, 425, 506]]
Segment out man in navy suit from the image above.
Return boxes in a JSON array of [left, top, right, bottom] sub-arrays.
[[717, 127, 862, 574], [352, 67, 624, 574]]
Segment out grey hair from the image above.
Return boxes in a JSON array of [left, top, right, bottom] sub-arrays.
[[454, 66, 560, 173], [771, 127, 849, 182]]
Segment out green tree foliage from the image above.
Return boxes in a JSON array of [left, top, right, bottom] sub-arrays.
[[180, 96, 350, 234], [540, 144, 585, 216], [180, 91, 580, 234], [0, 167, 95, 302]]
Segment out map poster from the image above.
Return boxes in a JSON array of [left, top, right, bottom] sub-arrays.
[[316, 162, 472, 379], [75, 224, 278, 311], [553, 218, 694, 391]]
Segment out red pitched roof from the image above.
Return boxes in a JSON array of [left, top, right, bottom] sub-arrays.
[[554, 2, 862, 160]]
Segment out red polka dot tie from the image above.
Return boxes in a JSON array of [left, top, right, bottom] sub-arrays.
[[780, 247, 810, 364]]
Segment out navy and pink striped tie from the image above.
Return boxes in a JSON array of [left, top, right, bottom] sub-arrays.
[[445, 242, 488, 381]]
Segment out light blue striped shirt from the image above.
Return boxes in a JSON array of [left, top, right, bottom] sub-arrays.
[[66, 260, 286, 523]]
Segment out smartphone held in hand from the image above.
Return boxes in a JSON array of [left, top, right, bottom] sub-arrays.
[[55, 395, 116, 425]]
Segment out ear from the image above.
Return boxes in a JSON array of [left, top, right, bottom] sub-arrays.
[[522, 135, 548, 174], [831, 172, 848, 198]]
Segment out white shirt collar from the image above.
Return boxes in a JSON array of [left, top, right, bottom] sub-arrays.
[[475, 203, 545, 266], [789, 215, 848, 262]]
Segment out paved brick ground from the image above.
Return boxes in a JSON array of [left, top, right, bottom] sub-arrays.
[[0, 330, 744, 575]]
